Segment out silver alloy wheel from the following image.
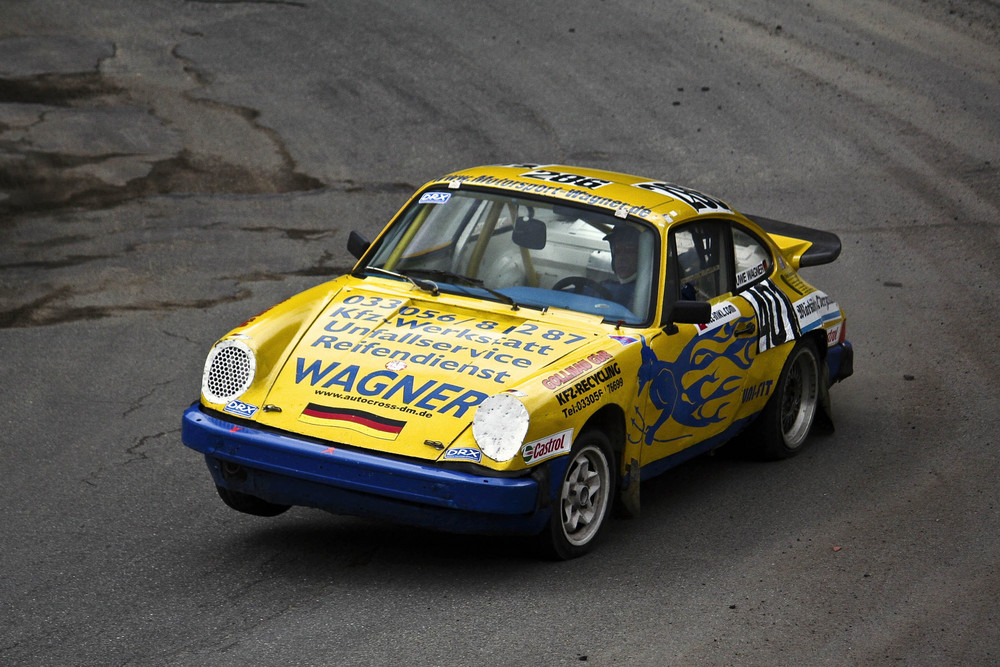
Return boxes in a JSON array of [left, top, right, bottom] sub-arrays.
[[560, 443, 611, 547], [780, 346, 820, 449]]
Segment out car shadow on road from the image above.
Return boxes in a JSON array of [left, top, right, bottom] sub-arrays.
[[189, 432, 840, 580], [216, 512, 541, 571]]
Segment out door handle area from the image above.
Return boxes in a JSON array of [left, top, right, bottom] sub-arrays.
[[735, 322, 756, 337]]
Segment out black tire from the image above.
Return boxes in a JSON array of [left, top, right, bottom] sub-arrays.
[[539, 430, 616, 560], [215, 485, 291, 517], [750, 338, 821, 460]]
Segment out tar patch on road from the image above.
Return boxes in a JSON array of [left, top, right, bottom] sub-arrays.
[[0, 36, 323, 218]]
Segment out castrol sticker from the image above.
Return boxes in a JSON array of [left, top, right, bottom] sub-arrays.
[[522, 429, 573, 464]]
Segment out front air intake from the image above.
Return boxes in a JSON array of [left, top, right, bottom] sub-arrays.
[[202, 339, 256, 404]]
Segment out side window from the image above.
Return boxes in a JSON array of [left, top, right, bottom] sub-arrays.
[[670, 221, 732, 301], [732, 225, 772, 291]]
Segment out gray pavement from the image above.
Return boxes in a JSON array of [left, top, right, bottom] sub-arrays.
[[2, 1, 998, 665]]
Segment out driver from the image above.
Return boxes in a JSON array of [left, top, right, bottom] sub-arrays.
[[602, 224, 640, 305]]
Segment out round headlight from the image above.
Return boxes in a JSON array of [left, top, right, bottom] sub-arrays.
[[473, 393, 530, 462], [202, 339, 256, 404]]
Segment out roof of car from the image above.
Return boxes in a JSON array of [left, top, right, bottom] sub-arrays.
[[428, 163, 740, 229]]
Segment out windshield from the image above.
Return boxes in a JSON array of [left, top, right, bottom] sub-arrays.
[[364, 190, 657, 324]]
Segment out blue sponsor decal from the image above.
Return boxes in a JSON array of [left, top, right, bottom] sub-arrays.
[[224, 399, 259, 419], [443, 447, 482, 463], [419, 191, 452, 204], [630, 324, 756, 446], [294, 359, 488, 418]]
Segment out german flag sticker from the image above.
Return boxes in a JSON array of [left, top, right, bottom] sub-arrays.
[[299, 403, 405, 440]]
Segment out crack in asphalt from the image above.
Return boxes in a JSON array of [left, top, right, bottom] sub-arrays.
[[0, 253, 115, 270], [161, 328, 202, 345], [124, 430, 175, 465], [169, 42, 324, 191], [240, 226, 335, 240], [0, 53, 324, 218], [0, 38, 397, 331], [123, 381, 173, 419], [184, 0, 308, 7], [0, 288, 254, 329]]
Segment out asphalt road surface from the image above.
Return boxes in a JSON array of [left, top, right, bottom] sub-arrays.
[[2, 1, 998, 665]]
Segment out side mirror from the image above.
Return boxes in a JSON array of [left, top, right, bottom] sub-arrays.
[[512, 217, 546, 250], [664, 300, 711, 334], [347, 230, 371, 259]]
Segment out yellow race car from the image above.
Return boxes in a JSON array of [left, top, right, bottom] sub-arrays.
[[182, 164, 853, 559]]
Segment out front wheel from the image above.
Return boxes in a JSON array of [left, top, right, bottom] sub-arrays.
[[750, 339, 821, 460], [539, 431, 616, 560]]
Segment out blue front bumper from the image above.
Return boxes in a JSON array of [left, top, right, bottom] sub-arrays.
[[181, 405, 553, 535]]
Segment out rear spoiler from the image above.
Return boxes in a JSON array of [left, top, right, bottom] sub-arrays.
[[746, 214, 842, 268]]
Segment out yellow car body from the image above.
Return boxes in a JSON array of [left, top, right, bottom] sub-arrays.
[[182, 164, 853, 558]]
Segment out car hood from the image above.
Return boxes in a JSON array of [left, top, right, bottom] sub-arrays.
[[253, 283, 599, 460]]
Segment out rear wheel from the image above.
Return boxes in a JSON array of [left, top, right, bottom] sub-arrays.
[[540, 430, 615, 560], [750, 339, 821, 460], [215, 485, 291, 517]]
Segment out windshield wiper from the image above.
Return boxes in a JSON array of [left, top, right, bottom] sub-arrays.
[[403, 269, 520, 311], [357, 266, 439, 296]]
